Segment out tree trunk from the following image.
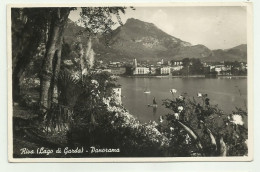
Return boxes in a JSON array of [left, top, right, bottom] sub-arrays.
[[78, 42, 85, 75], [40, 8, 70, 113], [49, 40, 62, 105], [52, 47, 62, 103], [12, 27, 42, 102]]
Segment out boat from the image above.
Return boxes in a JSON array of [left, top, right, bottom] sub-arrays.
[[148, 97, 158, 108], [144, 90, 151, 94], [148, 104, 158, 107]]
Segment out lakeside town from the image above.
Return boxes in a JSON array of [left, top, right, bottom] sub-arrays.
[[64, 58, 247, 77], [10, 6, 249, 159]]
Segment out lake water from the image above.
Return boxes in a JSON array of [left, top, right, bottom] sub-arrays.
[[118, 77, 247, 123]]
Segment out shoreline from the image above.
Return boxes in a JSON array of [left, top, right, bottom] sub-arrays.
[[120, 75, 247, 79]]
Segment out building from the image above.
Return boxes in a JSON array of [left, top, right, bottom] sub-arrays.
[[216, 64, 225, 69], [220, 65, 232, 75], [171, 65, 183, 71], [150, 67, 157, 75], [133, 58, 137, 68], [101, 69, 112, 73], [160, 67, 171, 75], [109, 61, 120, 65], [109, 61, 121, 68], [240, 63, 247, 71], [215, 67, 222, 74], [133, 67, 150, 75], [157, 61, 162, 66], [172, 61, 183, 65], [222, 65, 231, 71], [213, 65, 232, 75], [132, 58, 150, 75], [210, 65, 216, 72]]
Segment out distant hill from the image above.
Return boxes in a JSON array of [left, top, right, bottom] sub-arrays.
[[64, 18, 247, 63], [203, 44, 247, 62]]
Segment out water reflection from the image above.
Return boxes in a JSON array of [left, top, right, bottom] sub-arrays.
[[152, 107, 157, 119]]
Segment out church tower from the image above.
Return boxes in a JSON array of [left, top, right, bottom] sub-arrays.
[[133, 58, 137, 68]]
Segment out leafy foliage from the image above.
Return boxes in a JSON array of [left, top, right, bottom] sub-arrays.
[[161, 93, 248, 156], [79, 7, 126, 36], [62, 71, 169, 157]]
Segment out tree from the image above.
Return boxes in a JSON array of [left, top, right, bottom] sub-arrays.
[[35, 7, 127, 114], [182, 58, 190, 67], [11, 8, 50, 101], [40, 8, 71, 113], [190, 58, 203, 75], [12, 6, 130, 119]]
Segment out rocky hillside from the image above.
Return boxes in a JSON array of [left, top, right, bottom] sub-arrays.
[[64, 18, 247, 63], [93, 18, 212, 62]]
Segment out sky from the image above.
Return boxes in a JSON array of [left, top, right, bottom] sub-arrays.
[[69, 6, 247, 50]]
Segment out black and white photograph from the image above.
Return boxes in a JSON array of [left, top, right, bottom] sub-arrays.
[[8, 3, 253, 162]]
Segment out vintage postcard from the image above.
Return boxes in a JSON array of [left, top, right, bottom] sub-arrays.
[[7, 2, 253, 162]]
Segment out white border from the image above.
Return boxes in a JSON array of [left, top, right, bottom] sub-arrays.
[[7, 2, 254, 162]]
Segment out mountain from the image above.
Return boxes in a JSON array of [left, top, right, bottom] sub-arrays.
[[203, 44, 247, 62], [93, 18, 213, 62], [64, 18, 247, 63]]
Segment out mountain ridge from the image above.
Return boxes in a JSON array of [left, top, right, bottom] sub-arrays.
[[64, 18, 247, 63]]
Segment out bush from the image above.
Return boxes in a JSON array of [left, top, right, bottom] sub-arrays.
[[59, 71, 248, 157], [66, 71, 169, 157], [161, 93, 248, 156]]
